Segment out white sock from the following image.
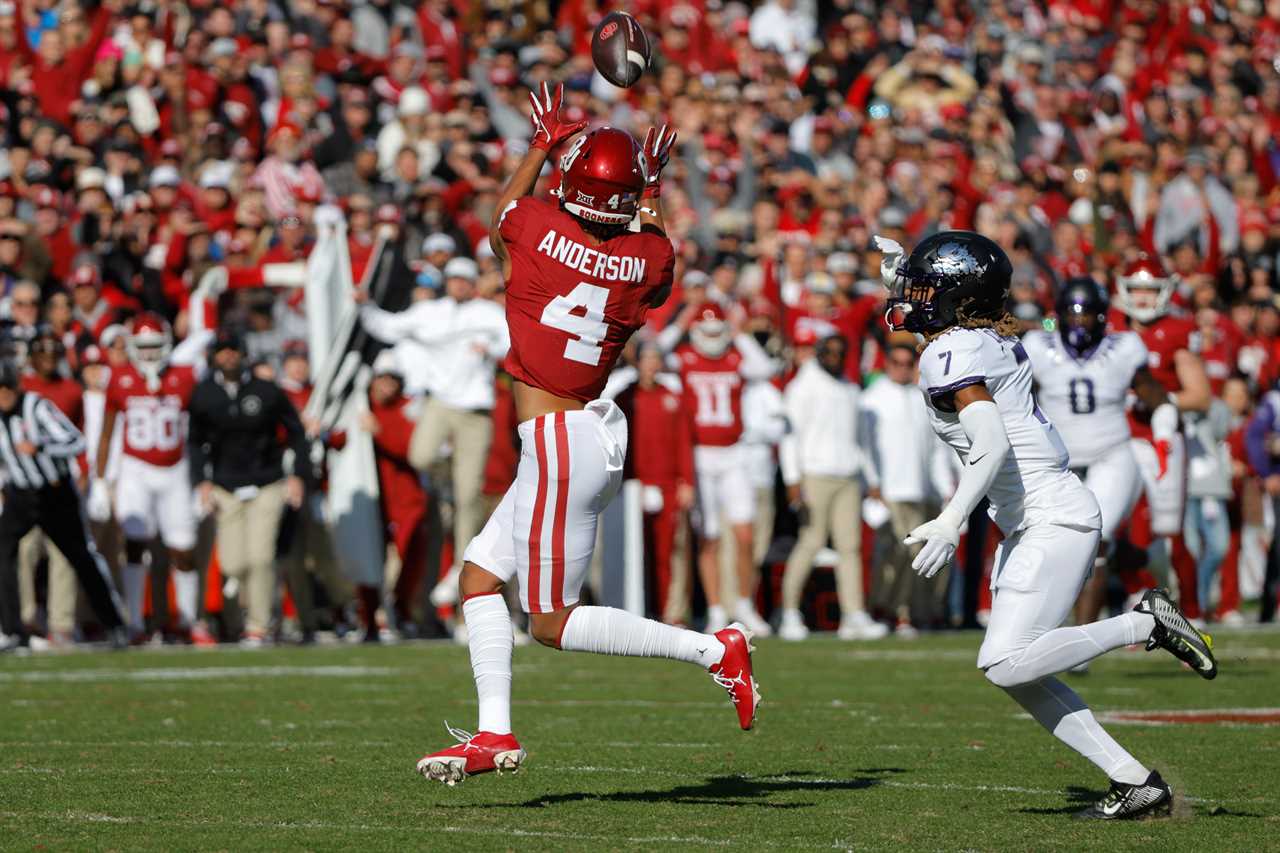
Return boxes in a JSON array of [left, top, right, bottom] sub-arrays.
[[706, 604, 727, 627], [463, 593, 513, 735], [559, 606, 725, 669], [174, 570, 199, 628], [1004, 676, 1150, 785], [123, 563, 146, 633], [988, 612, 1155, 684]]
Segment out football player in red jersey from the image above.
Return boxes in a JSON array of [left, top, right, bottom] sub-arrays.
[[87, 314, 213, 645], [1112, 256, 1213, 620], [417, 84, 760, 786], [675, 302, 778, 635]]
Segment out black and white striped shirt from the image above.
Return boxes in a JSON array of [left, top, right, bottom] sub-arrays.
[[0, 392, 86, 490]]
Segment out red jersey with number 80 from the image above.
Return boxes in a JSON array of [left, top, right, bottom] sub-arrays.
[[106, 364, 198, 467], [498, 196, 675, 402]]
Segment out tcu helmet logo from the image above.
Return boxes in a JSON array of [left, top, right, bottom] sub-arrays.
[[599, 20, 618, 39], [933, 242, 986, 276]]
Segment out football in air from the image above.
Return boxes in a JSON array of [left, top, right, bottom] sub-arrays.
[[591, 11, 651, 88]]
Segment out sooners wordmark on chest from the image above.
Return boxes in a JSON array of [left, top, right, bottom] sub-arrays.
[[535, 229, 647, 283]]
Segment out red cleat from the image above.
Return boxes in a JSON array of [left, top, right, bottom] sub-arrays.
[[416, 724, 525, 786], [710, 622, 761, 730], [190, 623, 218, 647]]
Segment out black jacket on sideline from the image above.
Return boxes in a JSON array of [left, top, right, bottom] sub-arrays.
[[188, 371, 306, 491]]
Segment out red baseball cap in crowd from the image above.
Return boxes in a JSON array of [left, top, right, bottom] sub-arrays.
[[793, 326, 819, 347], [375, 204, 402, 224], [33, 186, 61, 209], [68, 264, 102, 290]]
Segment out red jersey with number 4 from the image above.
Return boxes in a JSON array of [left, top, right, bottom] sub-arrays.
[[498, 196, 675, 402], [1110, 311, 1199, 442], [676, 345, 745, 447], [106, 364, 198, 467]]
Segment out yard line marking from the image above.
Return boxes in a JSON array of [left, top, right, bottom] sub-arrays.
[[0, 665, 399, 683], [0, 811, 808, 848], [601, 737, 721, 742], [0, 739, 393, 749]]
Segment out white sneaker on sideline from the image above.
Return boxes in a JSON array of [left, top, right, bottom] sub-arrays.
[[734, 601, 773, 638], [429, 566, 462, 608], [837, 611, 888, 641], [451, 622, 470, 646], [893, 620, 919, 640], [705, 605, 728, 634], [1218, 610, 1246, 626], [777, 609, 809, 641]]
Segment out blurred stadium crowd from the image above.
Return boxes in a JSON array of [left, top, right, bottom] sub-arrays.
[[3, 0, 1280, 649]]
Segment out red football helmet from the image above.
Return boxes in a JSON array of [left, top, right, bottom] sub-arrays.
[[557, 127, 645, 227], [689, 302, 732, 358], [126, 312, 173, 383], [1115, 254, 1176, 323]]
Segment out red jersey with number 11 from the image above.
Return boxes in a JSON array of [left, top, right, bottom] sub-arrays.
[[498, 196, 674, 402], [105, 364, 198, 467]]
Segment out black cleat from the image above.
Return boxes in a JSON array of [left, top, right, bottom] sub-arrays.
[[1075, 770, 1172, 820], [1134, 588, 1217, 679]]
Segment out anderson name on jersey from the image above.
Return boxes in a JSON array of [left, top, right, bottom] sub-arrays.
[[919, 327, 1100, 535], [1021, 329, 1148, 467], [498, 196, 674, 402]]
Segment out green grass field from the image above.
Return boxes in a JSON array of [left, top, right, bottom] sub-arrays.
[[2, 628, 1278, 852]]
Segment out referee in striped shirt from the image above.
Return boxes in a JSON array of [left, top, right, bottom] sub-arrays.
[[0, 360, 126, 650]]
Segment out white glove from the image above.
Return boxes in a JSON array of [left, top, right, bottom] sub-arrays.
[[87, 479, 112, 523], [904, 512, 961, 579], [873, 235, 905, 288], [1150, 401, 1179, 442]]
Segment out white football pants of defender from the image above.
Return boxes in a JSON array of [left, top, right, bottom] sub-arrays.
[[1131, 434, 1187, 536], [115, 456, 198, 550], [978, 522, 1157, 785], [1075, 441, 1143, 542], [464, 401, 627, 613], [692, 444, 756, 539]]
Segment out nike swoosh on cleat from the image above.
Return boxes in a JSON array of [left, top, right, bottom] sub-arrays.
[[968, 452, 988, 466]]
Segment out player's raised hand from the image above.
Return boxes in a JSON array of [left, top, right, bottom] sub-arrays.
[[904, 515, 961, 579], [528, 82, 587, 152], [641, 125, 677, 196]]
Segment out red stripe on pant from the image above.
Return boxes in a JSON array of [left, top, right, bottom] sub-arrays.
[[550, 412, 571, 611], [528, 416, 551, 613]]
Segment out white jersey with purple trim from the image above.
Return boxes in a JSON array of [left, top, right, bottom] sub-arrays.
[[1021, 329, 1148, 467], [918, 327, 1101, 535]]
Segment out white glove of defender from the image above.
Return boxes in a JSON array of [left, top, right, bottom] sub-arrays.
[[873, 235, 905, 288], [87, 479, 112, 523], [904, 511, 962, 579]]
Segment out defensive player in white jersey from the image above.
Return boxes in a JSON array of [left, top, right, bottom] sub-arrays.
[[884, 231, 1217, 820], [1022, 278, 1173, 624]]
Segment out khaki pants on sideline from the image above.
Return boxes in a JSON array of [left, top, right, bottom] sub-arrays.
[[663, 513, 692, 625], [409, 398, 493, 566], [213, 482, 287, 636], [19, 528, 77, 634], [875, 501, 928, 622], [781, 475, 864, 615]]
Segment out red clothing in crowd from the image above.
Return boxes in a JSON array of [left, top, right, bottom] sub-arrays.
[[26, 5, 113, 125], [368, 392, 428, 556]]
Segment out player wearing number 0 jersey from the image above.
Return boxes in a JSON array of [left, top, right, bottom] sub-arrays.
[[1023, 279, 1165, 542], [88, 313, 212, 645], [417, 84, 760, 788], [885, 231, 1215, 821]]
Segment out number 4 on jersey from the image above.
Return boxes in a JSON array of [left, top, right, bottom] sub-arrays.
[[540, 282, 610, 366]]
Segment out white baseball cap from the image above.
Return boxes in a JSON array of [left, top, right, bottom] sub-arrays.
[[149, 165, 181, 188], [399, 86, 430, 118], [443, 257, 478, 281], [372, 350, 401, 377], [421, 233, 457, 255]]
